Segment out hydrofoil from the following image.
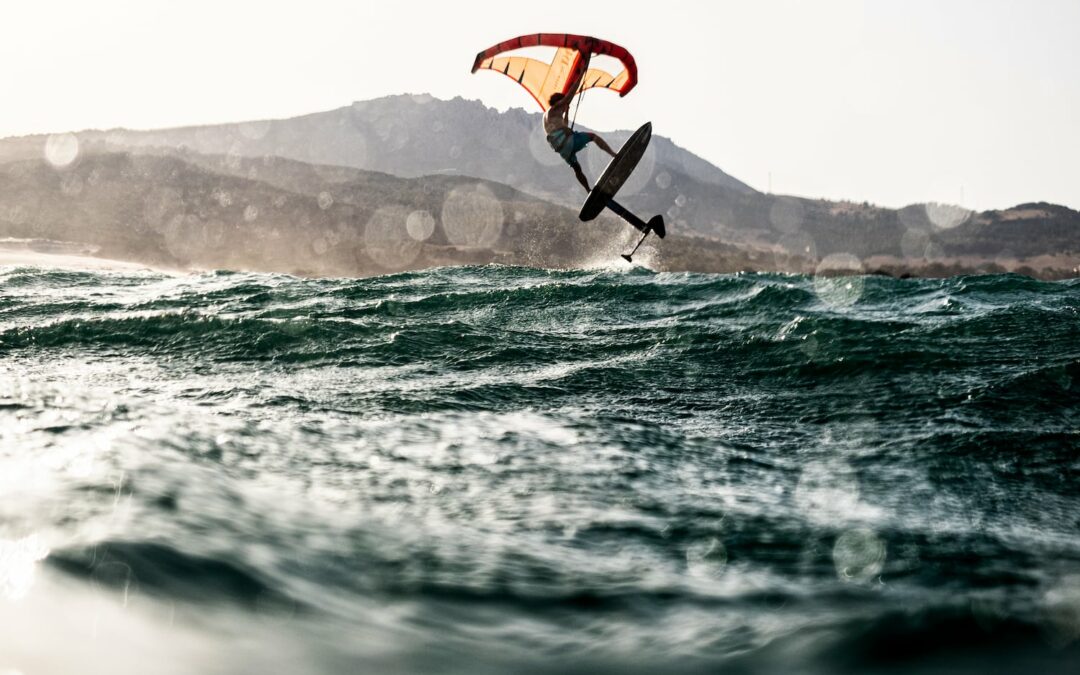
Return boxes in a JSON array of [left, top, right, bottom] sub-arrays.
[[579, 122, 666, 263]]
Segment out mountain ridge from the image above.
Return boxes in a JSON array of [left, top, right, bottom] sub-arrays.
[[0, 150, 774, 277], [0, 94, 1076, 277]]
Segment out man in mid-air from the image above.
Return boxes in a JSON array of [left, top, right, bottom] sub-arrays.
[[544, 72, 616, 192]]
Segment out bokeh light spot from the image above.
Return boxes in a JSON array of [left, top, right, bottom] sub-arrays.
[[686, 537, 728, 579], [814, 254, 865, 307], [44, 133, 79, 168], [833, 529, 886, 582], [364, 205, 422, 269], [900, 229, 932, 259], [527, 124, 564, 167], [406, 210, 436, 242], [774, 232, 818, 272], [925, 203, 972, 230], [441, 184, 504, 247]]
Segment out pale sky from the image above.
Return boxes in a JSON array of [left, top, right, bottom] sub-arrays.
[[1, 0, 1077, 211]]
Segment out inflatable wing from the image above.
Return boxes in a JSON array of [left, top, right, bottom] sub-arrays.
[[471, 34, 638, 111]]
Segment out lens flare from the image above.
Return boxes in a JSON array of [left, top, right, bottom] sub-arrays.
[[833, 528, 886, 582], [686, 537, 728, 579], [925, 203, 972, 230], [813, 254, 865, 307], [527, 124, 564, 168], [44, 134, 79, 168], [364, 206, 422, 269], [900, 229, 932, 259], [406, 210, 436, 242], [775, 232, 818, 271], [441, 184, 504, 247]]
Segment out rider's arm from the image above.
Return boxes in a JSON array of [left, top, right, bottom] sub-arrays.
[[553, 59, 588, 115], [566, 57, 588, 95]]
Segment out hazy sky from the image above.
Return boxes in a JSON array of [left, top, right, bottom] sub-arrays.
[[2, 0, 1077, 210]]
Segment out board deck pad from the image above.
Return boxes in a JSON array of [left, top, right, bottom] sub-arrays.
[[579, 122, 652, 222]]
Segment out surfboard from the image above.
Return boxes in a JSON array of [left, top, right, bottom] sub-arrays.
[[580, 122, 653, 222], [577, 122, 666, 261]]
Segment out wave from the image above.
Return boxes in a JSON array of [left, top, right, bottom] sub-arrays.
[[46, 540, 301, 612], [4, 264, 1078, 674]]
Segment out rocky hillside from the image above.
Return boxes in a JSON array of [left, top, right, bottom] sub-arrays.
[[0, 152, 766, 277], [0, 95, 1076, 276], [28, 95, 753, 207], [935, 203, 1080, 258]]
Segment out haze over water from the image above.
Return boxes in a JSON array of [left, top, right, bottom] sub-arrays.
[[2, 262, 1078, 673]]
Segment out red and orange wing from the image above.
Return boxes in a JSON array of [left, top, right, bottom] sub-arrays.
[[471, 34, 638, 111]]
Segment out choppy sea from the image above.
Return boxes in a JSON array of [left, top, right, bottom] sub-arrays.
[[1, 263, 1078, 674]]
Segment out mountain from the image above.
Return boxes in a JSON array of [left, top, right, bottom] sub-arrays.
[[0, 151, 763, 276], [0, 94, 1076, 278], [53, 95, 753, 208], [935, 203, 1080, 258]]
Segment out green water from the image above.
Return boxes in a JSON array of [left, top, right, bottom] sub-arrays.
[[2, 265, 1078, 674]]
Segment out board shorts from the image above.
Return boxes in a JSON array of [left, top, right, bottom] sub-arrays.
[[546, 128, 592, 167]]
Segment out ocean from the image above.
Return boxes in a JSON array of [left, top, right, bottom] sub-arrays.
[[1, 262, 1078, 674]]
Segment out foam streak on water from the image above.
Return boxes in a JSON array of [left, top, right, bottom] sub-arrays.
[[1, 265, 1078, 674]]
